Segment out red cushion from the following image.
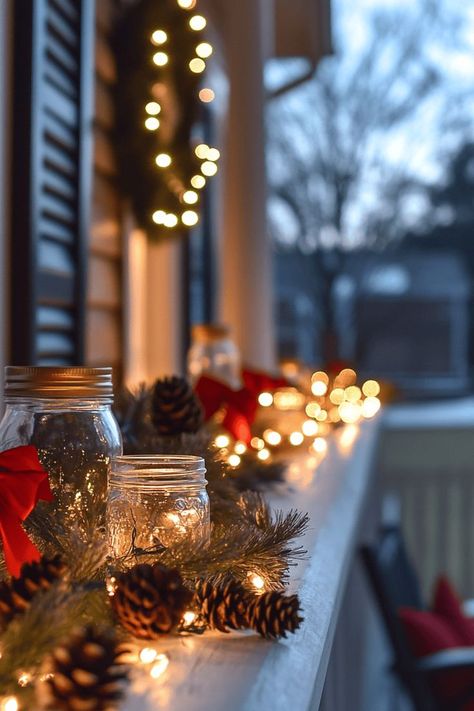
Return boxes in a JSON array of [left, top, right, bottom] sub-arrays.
[[399, 580, 474, 709]]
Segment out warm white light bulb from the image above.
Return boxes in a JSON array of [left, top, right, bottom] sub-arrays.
[[178, 0, 196, 7], [257, 448, 271, 461], [164, 213, 178, 228], [183, 190, 198, 204], [152, 210, 166, 224], [153, 51, 169, 66], [191, 175, 206, 189], [196, 42, 213, 58], [195, 144, 209, 159], [139, 647, 158, 664], [151, 30, 168, 45], [155, 153, 172, 168], [234, 441, 247, 455], [189, 57, 206, 73], [189, 14, 207, 30], [206, 147, 220, 161], [302, 419, 318, 437], [215, 434, 230, 448], [289, 431, 304, 446], [201, 161, 218, 176], [150, 654, 169, 679], [258, 391, 273, 407], [182, 210, 199, 226], [248, 573, 265, 591], [228, 454, 241, 467], [2, 699, 19, 711], [145, 101, 161, 115], [145, 117, 160, 130], [199, 88, 215, 103]]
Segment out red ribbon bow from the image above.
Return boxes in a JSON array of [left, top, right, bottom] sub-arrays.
[[195, 369, 288, 444], [0, 446, 53, 577]]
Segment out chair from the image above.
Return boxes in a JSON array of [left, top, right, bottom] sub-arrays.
[[361, 524, 474, 711]]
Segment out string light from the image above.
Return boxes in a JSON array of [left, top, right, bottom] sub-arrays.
[[195, 144, 209, 159], [155, 153, 172, 168], [201, 161, 218, 176], [183, 610, 197, 625], [345, 385, 362, 403], [182, 210, 199, 226], [306, 402, 321, 418], [289, 432, 304, 446], [234, 441, 247, 455], [1, 699, 18, 711], [263, 429, 282, 446], [191, 175, 206, 189], [215, 434, 230, 448], [228, 454, 241, 467], [313, 437, 328, 454], [145, 117, 160, 130], [189, 14, 207, 30], [145, 101, 161, 115], [153, 51, 169, 66], [17, 672, 31, 687], [177, 0, 196, 8], [150, 654, 169, 679], [250, 437, 265, 450], [196, 42, 213, 58], [183, 190, 198, 204], [106, 576, 117, 596], [151, 30, 168, 45], [189, 58, 206, 73], [257, 448, 270, 461], [258, 392, 273, 407], [206, 148, 220, 161], [302, 419, 318, 437], [139, 648, 158, 664], [362, 380, 380, 397], [199, 88, 215, 103], [362, 396, 381, 418], [153, 210, 167, 224], [248, 573, 265, 592], [164, 213, 178, 228]]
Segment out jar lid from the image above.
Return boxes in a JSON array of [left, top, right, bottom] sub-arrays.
[[192, 323, 230, 343], [4, 366, 114, 400]]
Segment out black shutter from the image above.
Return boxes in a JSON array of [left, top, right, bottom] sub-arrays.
[[10, 0, 95, 365]]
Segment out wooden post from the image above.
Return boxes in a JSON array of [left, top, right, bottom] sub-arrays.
[[217, 0, 276, 370]]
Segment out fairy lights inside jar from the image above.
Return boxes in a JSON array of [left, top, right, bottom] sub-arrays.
[[107, 456, 210, 559]]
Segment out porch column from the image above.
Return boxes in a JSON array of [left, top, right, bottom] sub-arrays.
[[218, 0, 276, 370]]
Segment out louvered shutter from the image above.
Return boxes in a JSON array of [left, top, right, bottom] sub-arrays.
[[86, 0, 124, 377], [11, 0, 95, 365]]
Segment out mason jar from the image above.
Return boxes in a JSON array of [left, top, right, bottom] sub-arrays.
[[0, 366, 122, 522], [107, 455, 210, 559], [187, 324, 241, 388]]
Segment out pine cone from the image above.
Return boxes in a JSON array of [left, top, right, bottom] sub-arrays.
[[194, 579, 249, 632], [246, 592, 303, 639], [0, 554, 66, 628], [111, 563, 193, 639], [40, 625, 127, 711], [151, 376, 204, 435]]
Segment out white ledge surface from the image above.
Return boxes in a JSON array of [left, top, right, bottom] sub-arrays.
[[121, 420, 380, 711]]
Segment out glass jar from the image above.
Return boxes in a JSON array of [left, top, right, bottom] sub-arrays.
[[187, 324, 241, 388], [0, 366, 122, 523], [107, 455, 210, 559]]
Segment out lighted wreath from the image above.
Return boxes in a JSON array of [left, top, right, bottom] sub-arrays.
[[114, 0, 219, 237]]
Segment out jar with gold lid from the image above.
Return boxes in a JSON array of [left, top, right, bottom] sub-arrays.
[[0, 366, 122, 522], [187, 323, 241, 388]]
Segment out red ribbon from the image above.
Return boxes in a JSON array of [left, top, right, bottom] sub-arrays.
[[195, 369, 288, 444], [0, 446, 53, 577]]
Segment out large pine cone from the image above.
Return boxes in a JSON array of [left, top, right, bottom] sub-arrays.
[[0, 554, 66, 628], [40, 625, 127, 711], [246, 592, 303, 639], [111, 563, 193, 639], [194, 579, 249, 632], [151, 376, 204, 436]]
